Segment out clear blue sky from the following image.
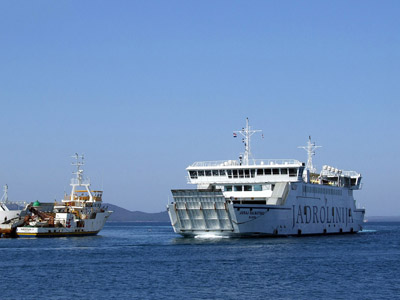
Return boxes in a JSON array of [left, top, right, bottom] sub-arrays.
[[0, 1, 399, 215]]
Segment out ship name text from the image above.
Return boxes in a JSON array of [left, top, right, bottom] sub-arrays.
[[292, 205, 354, 228]]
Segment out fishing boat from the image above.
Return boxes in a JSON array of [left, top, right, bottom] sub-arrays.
[[16, 154, 112, 237]]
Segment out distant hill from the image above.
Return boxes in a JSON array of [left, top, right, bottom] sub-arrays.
[[104, 203, 400, 223], [105, 203, 170, 222]]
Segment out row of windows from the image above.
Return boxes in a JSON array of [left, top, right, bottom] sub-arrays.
[[302, 185, 343, 196], [224, 185, 264, 192], [189, 168, 302, 179]]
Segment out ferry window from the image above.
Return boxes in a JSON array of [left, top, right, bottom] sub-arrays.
[[212, 170, 219, 176], [272, 168, 280, 175], [244, 169, 250, 178], [265, 169, 271, 175], [219, 170, 226, 176], [233, 169, 238, 178], [205, 170, 212, 176], [281, 168, 288, 175], [250, 169, 255, 178], [298, 167, 304, 177], [234, 185, 243, 191], [244, 185, 252, 191], [225, 185, 232, 192], [289, 168, 297, 177], [239, 169, 244, 178], [198, 170, 205, 176], [189, 171, 198, 179], [257, 169, 263, 175], [227, 170, 232, 178], [254, 185, 262, 191]]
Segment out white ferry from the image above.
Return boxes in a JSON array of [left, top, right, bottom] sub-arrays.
[[16, 154, 112, 237], [167, 119, 365, 237]]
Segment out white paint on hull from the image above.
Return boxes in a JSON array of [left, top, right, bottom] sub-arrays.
[[17, 211, 111, 237], [168, 182, 365, 237]]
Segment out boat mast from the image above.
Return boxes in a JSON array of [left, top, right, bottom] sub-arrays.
[[298, 136, 321, 174], [0, 185, 9, 210], [72, 153, 84, 185], [233, 118, 262, 165], [1, 184, 8, 203], [70, 153, 93, 202]]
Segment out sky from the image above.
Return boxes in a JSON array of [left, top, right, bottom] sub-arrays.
[[0, 1, 399, 215]]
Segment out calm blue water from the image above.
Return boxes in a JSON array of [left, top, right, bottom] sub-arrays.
[[1, 222, 399, 300]]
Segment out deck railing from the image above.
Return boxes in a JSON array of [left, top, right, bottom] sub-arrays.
[[189, 159, 302, 168], [320, 170, 360, 177]]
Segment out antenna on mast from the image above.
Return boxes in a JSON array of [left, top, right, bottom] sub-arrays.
[[233, 118, 262, 165], [71, 153, 85, 185], [298, 136, 321, 174], [1, 184, 9, 203]]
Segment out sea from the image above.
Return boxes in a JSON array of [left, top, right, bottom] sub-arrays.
[[1, 222, 399, 300]]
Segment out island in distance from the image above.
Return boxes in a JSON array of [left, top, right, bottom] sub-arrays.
[[105, 203, 169, 222], [105, 203, 399, 223]]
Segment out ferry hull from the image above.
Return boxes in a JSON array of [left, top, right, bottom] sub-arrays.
[[168, 188, 365, 238]]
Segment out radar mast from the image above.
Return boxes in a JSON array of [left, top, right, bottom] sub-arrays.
[[233, 118, 262, 165], [69, 153, 93, 202], [298, 136, 321, 174], [72, 153, 85, 185]]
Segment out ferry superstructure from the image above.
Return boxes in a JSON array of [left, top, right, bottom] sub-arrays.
[[0, 185, 27, 223], [16, 154, 112, 237], [167, 119, 365, 237], [0, 185, 28, 237]]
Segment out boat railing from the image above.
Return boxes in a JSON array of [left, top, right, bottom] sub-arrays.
[[320, 170, 360, 177], [64, 195, 88, 201], [189, 159, 302, 168], [0, 201, 28, 211], [0, 200, 27, 205], [341, 170, 360, 177]]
